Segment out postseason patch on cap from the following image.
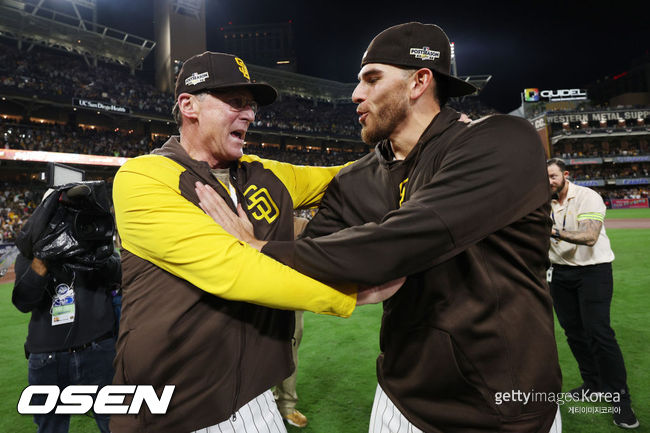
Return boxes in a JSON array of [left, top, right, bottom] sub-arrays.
[[409, 47, 440, 61], [185, 72, 210, 86]]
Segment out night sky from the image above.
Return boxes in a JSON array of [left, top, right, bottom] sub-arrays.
[[98, 0, 648, 112]]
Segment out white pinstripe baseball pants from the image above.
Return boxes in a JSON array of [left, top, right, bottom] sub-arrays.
[[192, 389, 287, 433], [368, 384, 563, 433]]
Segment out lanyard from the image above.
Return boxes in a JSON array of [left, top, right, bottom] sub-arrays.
[[550, 209, 567, 231]]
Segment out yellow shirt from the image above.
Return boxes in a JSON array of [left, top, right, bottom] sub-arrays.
[[113, 152, 356, 316]]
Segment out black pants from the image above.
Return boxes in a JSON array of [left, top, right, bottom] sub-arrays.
[[550, 263, 630, 401]]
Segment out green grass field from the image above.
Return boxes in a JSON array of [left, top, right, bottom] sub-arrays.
[[1, 228, 647, 432], [607, 208, 650, 219]]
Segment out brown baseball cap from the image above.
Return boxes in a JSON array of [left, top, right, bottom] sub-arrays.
[[361, 22, 477, 97], [174, 51, 277, 105]]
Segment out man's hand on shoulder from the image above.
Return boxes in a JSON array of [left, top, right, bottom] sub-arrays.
[[195, 182, 267, 251]]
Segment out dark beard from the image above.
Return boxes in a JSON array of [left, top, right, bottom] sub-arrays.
[[360, 93, 408, 145], [552, 177, 565, 196]]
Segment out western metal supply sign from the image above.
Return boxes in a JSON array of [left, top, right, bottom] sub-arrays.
[[73, 98, 129, 114], [546, 109, 650, 124], [524, 88, 587, 102]]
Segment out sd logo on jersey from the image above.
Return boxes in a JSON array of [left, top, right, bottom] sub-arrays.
[[244, 185, 279, 223]]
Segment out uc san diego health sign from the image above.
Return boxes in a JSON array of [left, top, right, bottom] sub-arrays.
[[72, 98, 129, 114]]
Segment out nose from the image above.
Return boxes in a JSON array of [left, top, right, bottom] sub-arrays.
[[352, 82, 365, 104], [240, 106, 255, 122]]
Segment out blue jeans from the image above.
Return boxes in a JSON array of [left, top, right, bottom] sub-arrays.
[[27, 337, 116, 433]]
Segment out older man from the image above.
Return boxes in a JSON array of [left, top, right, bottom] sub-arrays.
[[199, 23, 563, 433], [110, 52, 374, 433]]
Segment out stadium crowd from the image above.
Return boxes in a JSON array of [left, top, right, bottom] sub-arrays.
[[245, 146, 366, 166], [0, 41, 171, 116], [571, 163, 650, 180], [554, 137, 649, 158], [597, 187, 649, 199], [1, 121, 164, 158], [1, 40, 500, 141], [255, 96, 360, 137], [0, 185, 42, 243], [0, 41, 365, 138]]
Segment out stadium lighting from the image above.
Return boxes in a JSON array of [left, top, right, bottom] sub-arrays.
[[450, 42, 457, 77]]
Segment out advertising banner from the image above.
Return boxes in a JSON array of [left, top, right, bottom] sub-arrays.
[[613, 156, 650, 163], [546, 109, 650, 124], [616, 178, 650, 186], [0, 149, 128, 167], [575, 179, 605, 187], [610, 198, 649, 209], [73, 98, 129, 114], [568, 158, 603, 165]]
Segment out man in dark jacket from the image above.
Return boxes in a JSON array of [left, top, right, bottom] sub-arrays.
[[13, 183, 119, 433], [198, 23, 562, 433]]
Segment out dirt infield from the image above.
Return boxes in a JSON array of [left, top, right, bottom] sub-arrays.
[[606, 218, 650, 229], [0, 266, 15, 284]]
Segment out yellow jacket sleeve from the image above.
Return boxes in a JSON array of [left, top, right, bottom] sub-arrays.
[[113, 155, 356, 317], [241, 154, 349, 208]]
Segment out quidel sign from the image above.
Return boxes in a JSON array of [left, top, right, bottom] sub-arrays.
[[524, 88, 587, 102]]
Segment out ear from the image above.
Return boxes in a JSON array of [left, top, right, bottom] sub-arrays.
[[409, 68, 434, 100], [178, 93, 199, 122]]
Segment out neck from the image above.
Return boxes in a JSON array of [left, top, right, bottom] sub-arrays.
[[180, 132, 224, 169], [390, 104, 440, 160]]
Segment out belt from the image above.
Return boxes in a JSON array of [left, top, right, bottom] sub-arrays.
[[65, 332, 113, 353]]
